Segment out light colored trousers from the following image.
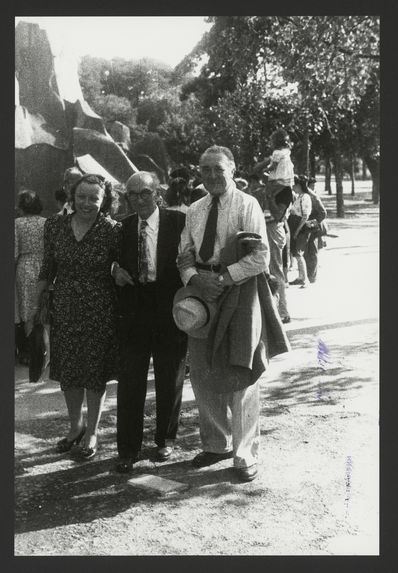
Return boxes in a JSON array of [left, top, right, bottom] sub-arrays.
[[188, 336, 260, 468], [267, 220, 289, 318]]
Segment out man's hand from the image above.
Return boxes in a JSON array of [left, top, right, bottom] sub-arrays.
[[113, 265, 135, 287], [218, 270, 234, 287], [189, 273, 224, 302]]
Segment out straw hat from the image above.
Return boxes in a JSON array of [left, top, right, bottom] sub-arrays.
[[173, 285, 217, 339]]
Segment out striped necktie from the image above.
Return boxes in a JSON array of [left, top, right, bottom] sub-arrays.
[[199, 196, 219, 262], [138, 220, 149, 284]]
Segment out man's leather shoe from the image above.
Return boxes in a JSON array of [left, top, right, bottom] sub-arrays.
[[235, 464, 258, 482], [192, 451, 233, 468], [156, 446, 174, 462], [114, 454, 139, 473], [289, 278, 304, 286]]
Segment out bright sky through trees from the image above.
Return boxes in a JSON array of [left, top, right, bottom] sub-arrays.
[[15, 16, 211, 67]]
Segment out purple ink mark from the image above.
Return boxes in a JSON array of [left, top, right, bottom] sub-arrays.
[[317, 338, 332, 370], [345, 456, 353, 516]]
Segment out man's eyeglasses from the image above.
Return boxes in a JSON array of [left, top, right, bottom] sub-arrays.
[[127, 188, 154, 200]]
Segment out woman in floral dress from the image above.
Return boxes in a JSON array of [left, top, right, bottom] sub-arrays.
[[15, 190, 46, 344], [36, 174, 121, 460]]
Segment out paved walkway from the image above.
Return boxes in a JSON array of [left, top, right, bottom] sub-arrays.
[[15, 183, 379, 555]]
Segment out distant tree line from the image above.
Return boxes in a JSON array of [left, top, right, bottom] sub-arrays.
[[78, 16, 379, 216]]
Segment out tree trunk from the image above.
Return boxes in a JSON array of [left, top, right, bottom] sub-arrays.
[[296, 118, 310, 175], [350, 154, 355, 196], [362, 159, 368, 180], [333, 149, 345, 218], [309, 147, 316, 179], [364, 155, 380, 204], [325, 156, 332, 194]]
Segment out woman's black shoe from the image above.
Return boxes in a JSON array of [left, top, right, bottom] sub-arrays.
[[56, 427, 86, 453], [74, 443, 97, 461]]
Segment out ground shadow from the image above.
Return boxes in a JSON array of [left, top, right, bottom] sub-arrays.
[[15, 296, 378, 535], [261, 329, 377, 411], [15, 452, 253, 534], [287, 316, 378, 337]]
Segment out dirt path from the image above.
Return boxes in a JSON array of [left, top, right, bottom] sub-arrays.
[[15, 183, 379, 555]]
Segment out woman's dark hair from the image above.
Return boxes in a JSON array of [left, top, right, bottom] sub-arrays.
[[165, 177, 189, 207], [294, 174, 310, 194], [70, 174, 119, 216], [169, 166, 190, 183], [17, 189, 43, 215], [54, 187, 68, 204], [271, 128, 291, 149]]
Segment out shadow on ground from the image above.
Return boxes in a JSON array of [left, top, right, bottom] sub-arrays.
[[15, 335, 375, 535], [261, 321, 377, 416], [15, 262, 378, 535]]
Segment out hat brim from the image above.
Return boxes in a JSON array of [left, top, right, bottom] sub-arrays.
[[173, 285, 217, 339]]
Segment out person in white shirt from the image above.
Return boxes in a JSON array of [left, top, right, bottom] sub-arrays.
[[288, 175, 312, 287], [266, 128, 295, 190], [177, 145, 270, 482]]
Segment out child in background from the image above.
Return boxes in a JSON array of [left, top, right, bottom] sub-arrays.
[[266, 128, 295, 192]]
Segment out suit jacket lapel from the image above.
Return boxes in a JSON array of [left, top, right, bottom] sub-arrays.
[[156, 209, 168, 279]]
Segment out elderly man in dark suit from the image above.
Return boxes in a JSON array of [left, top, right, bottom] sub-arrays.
[[112, 171, 187, 473]]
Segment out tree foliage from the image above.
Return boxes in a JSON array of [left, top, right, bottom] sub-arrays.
[[77, 16, 380, 208], [181, 16, 380, 212], [79, 55, 174, 123], [92, 94, 133, 125]]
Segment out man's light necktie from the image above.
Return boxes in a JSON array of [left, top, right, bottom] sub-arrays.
[[138, 220, 149, 284]]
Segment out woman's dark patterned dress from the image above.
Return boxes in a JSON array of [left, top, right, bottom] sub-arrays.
[[39, 213, 121, 392]]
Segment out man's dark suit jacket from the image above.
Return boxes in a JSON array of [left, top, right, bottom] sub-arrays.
[[115, 207, 187, 456], [117, 208, 186, 326]]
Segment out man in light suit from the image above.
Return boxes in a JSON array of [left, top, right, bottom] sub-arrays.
[[112, 171, 187, 473], [177, 145, 270, 482]]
